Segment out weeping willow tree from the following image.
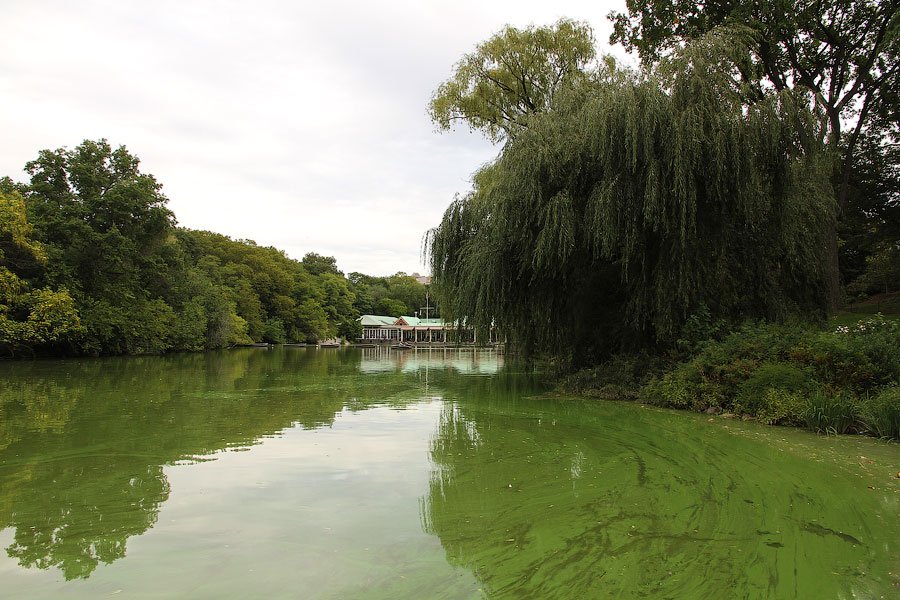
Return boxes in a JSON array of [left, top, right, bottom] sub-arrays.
[[428, 32, 834, 366]]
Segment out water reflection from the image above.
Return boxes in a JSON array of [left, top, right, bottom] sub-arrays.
[[1, 349, 895, 598], [0, 348, 506, 580], [420, 396, 899, 598], [358, 345, 504, 375]]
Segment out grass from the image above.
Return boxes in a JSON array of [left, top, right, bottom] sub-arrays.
[[830, 291, 900, 327]]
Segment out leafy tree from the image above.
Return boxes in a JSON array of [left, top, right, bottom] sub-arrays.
[[337, 317, 362, 341], [849, 242, 900, 297], [302, 252, 342, 276], [429, 36, 833, 366], [839, 129, 900, 292], [176, 230, 342, 344], [375, 298, 408, 318], [609, 1, 897, 153], [608, 0, 900, 304], [348, 272, 378, 315], [4, 139, 405, 355], [20, 140, 181, 354], [320, 272, 358, 338], [429, 18, 596, 143], [25, 139, 175, 297], [0, 190, 81, 356], [384, 273, 429, 316], [347, 271, 433, 318]]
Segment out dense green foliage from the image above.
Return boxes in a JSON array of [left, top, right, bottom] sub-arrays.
[[641, 316, 900, 438], [348, 271, 435, 318], [429, 36, 833, 366], [429, 18, 596, 143], [608, 0, 900, 301], [0, 190, 81, 355], [430, 16, 897, 437], [561, 315, 900, 439], [0, 139, 430, 357]]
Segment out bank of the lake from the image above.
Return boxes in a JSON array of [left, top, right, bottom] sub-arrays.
[[560, 315, 900, 443], [1, 347, 897, 598]]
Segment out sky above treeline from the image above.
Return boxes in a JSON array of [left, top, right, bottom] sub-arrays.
[[1, 0, 629, 276]]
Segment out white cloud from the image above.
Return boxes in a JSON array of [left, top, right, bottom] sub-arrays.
[[0, 0, 629, 275]]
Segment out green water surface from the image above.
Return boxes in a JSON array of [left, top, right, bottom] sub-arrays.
[[0, 347, 897, 599]]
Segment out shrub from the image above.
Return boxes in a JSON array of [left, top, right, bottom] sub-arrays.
[[673, 305, 727, 358], [856, 386, 900, 440], [804, 390, 859, 435], [734, 363, 814, 415], [643, 365, 699, 409], [560, 353, 664, 400], [756, 389, 809, 426], [816, 316, 900, 389]]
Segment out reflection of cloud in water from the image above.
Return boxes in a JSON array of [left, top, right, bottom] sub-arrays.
[[0, 347, 518, 584], [359, 346, 504, 375]]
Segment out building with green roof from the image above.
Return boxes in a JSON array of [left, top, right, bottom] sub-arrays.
[[357, 315, 491, 345]]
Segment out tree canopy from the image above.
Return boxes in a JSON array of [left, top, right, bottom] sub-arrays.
[[429, 18, 596, 143], [609, 1, 899, 301], [609, 0, 898, 149], [0, 190, 81, 356], [1, 139, 407, 356], [429, 33, 833, 365]]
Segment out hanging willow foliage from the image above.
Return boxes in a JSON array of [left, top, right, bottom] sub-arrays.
[[428, 33, 834, 366]]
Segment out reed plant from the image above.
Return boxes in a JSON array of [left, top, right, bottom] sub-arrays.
[[856, 386, 900, 439]]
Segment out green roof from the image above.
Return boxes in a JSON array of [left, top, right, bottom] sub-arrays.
[[358, 315, 399, 327], [399, 316, 446, 326], [359, 315, 449, 327]]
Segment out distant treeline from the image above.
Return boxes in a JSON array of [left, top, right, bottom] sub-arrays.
[[0, 139, 431, 357]]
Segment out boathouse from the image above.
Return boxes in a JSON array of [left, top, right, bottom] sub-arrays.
[[359, 315, 402, 341], [358, 314, 485, 345]]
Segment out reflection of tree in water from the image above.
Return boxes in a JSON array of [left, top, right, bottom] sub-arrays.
[[0, 348, 427, 579], [0, 380, 81, 452], [421, 393, 897, 599], [4, 461, 169, 580]]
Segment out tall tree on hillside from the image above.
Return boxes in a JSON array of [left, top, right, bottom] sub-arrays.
[[429, 18, 597, 143], [302, 252, 342, 276]]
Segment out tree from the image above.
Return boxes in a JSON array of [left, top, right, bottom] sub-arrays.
[[376, 298, 408, 319], [25, 139, 175, 294], [0, 190, 80, 355], [839, 129, 900, 289], [429, 18, 596, 143], [429, 35, 833, 365], [20, 140, 180, 354], [609, 0, 900, 306], [385, 273, 430, 316], [609, 1, 897, 153], [301, 252, 341, 276]]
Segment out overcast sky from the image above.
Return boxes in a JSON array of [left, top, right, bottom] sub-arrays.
[[1, 0, 629, 276]]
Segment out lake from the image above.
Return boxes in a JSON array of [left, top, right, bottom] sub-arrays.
[[0, 347, 897, 598]]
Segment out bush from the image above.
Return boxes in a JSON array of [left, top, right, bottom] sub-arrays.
[[560, 353, 664, 400], [856, 386, 900, 440], [804, 390, 858, 435], [673, 305, 727, 358], [643, 366, 698, 409], [734, 363, 814, 415], [811, 316, 900, 390], [572, 317, 897, 441], [757, 389, 809, 426]]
